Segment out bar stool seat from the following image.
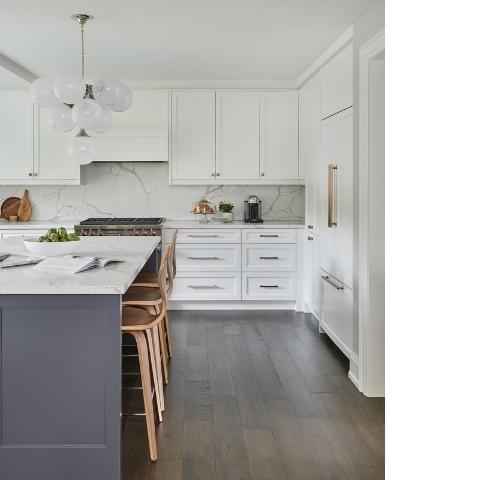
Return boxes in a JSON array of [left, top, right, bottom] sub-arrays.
[[123, 287, 161, 304], [132, 272, 159, 288], [122, 306, 157, 326]]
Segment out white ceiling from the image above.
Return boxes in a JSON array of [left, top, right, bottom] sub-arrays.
[[0, 0, 377, 85]]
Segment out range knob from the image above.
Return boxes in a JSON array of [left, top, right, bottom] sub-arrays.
[[97, 229, 104, 236]]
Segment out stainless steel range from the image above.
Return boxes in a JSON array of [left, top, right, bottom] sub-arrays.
[[74, 217, 164, 272], [74, 217, 164, 237]]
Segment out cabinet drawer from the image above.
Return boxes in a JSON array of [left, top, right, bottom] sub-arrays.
[[163, 228, 241, 244], [319, 269, 353, 359], [242, 244, 296, 271], [170, 272, 241, 300], [176, 244, 241, 271], [242, 272, 296, 300], [242, 229, 297, 243]]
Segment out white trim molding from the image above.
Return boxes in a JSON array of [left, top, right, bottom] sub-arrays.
[[358, 29, 385, 397], [296, 26, 353, 87]]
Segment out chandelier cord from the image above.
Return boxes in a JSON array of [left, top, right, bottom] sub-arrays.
[[80, 22, 85, 80]]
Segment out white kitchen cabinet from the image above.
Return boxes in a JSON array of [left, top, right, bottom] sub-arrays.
[[242, 244, 296, 272], [216, 91, 259, 180], [0, 90, 81, 185], [176, 244, 241, 271], [300, 72, 321, 233], [319, 268, 354, 360], [92, 89, 169, 162], [171, 90, 216, 181], [242, 272, 296, 301], [304, 231, 322, 318], [0, 91, 34, 182], [321, 44, 353, 119], [260, 91, 299, 180], [319, 108, 353, 288], [34, 107, 80, 181], [170, 272, 241, 301]]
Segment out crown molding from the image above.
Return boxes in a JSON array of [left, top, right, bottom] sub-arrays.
[[296, 26, 353, 87], [0, 53, 36, 83], [124, 79, 297, 89]]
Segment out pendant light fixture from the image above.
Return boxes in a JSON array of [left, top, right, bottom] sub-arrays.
[[29, 14, 133, 165]]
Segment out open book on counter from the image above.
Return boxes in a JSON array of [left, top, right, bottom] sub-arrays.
[[32, 256, 123, 274]]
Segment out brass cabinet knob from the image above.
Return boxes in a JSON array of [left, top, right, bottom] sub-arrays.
[[261, 172, 265, 177]]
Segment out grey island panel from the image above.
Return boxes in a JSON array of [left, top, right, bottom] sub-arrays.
[[0, 294, 121, 480]]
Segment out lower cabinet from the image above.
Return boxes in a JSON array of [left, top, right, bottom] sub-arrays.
[[165, 227, 298, 303], [319, 268, 354, 359]]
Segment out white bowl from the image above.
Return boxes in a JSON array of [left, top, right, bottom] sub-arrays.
[[23, 237, 81, 257]]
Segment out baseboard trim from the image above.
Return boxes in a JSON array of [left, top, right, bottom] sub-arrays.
[[348, 370, 360, 389], [168, 301, 297, 310]]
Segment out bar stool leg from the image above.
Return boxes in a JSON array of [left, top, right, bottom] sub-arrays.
[[131, 331, 158, 461], [146, 328, 163, 421], [164, 310, 173, 358], [147, 306, 169, 384], [152, 325, 165, 412]]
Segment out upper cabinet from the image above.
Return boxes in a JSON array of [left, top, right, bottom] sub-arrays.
[[0, 91, 34, 182], [321, 44, 353, 119], [259, 91, 298, 180], [0, 90, 81, 185], [92, 89, 169, 162], [215, 91, 259, 181], [170, 89, 301, 185], [171, 90, 216, 181]]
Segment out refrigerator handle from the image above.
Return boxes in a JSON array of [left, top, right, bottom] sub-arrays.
[[321, 275, 344, 290], [328, 164, 338, 228]]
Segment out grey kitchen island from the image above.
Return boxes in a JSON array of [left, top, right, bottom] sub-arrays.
[[0, 236, 160, 480]]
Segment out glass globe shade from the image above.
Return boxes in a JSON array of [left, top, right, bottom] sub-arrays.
[[68, 135, 97, 165], [94, 106, 113, 134], [109, 84, 133, 112], [54, 74, 86, 104], [47, 104, 75, 132], [92, 77, 122, 108], [29, 78, 60, 108], [72, 98, 103, 130]]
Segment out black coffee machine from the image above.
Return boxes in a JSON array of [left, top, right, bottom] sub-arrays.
[[244, 195, 263, 223]]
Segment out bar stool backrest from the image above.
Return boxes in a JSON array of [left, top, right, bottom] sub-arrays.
[[158, 245, 170, 317], [167, 229, 178, 296]]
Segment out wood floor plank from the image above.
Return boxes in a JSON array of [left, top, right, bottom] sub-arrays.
[[185, 381, 212, 421], [156, 394, 185, 461], [208, 353, 235, 395], [145, 459, 182, 480], [212, 395, 251, 480], [186, 345, 209, 381], [183, 420, 216, 480], [244, 428, 287, 480]]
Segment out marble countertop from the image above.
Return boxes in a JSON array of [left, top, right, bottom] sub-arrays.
[[0, 236, 159, 295], [162, 220, 305, 229], [0, 220, 77, 230]]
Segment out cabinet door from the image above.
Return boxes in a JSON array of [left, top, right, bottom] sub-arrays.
[[321, 44, 353, 119], [0, 91, 33, 181], [260, 91, 298, 180], [34, 107, 79, 181], [319, 108, 353, 288], [171, 91, 215, 180], [216, 91, 259, 180], [305, 232, 322, 319], [93, 90, 169, 162], [300, 74, 321, 231]]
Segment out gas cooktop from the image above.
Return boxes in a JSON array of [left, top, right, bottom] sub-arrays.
[[79, 217, 164, 226]]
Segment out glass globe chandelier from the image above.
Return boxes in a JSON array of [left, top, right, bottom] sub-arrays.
[[29, 14, 133, 165]]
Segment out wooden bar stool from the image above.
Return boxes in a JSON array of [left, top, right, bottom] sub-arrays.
[[122, 308, 163, 462], [123, 245, 172, 383]]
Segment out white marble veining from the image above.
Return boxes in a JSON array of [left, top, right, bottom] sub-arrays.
[[163, 220, 304, 229], [0, 162, 304, 223], [0, 236, 159, 294]]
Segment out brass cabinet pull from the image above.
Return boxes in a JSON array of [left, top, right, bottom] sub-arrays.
[[188, 284, 220, 289], [328, 164, 338, 228], [259, 234, 279, 238], [321, 275, 344, 290], [187, 234, 220, 238], [260, 285, 279, 288], [259, 256, 279, 260], [187, 256, 219, 260]]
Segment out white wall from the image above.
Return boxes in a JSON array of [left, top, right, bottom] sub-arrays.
[[353, 1, 385, 354], [0, 162, 304, 222]]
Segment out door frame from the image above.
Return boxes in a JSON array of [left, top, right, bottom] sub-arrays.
[[358, 29, 385, 396]]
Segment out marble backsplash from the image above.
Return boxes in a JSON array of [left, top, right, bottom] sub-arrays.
[[0, 162, 304, 222]]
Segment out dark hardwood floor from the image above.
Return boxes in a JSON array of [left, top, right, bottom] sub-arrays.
[[121, 310, 385, 480]]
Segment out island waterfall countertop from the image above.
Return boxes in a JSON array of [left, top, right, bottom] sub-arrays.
[[0, 236, 159, 294]]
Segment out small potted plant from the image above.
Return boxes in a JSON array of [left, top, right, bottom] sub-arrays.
[[218, 201, 235, 222]]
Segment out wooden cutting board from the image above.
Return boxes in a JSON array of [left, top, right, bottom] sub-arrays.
[[18, 189, 32, 222], [1, 197, 21, 219]]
